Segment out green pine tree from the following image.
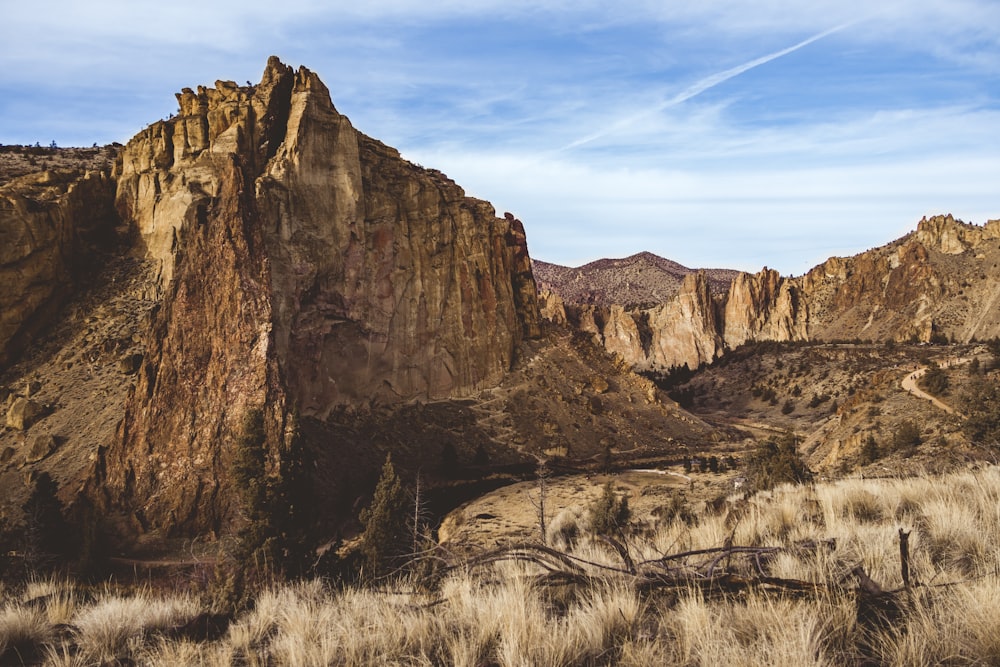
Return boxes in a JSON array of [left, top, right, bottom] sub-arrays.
[[359, 454, 410, 579], [746, 433, 811, 490], [21, 472, 71, 571]]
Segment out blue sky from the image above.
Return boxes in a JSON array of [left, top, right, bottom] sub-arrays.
[[2, 1, 999, 274]]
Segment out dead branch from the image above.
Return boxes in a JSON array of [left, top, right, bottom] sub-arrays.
[[599, 535, 636, 575]]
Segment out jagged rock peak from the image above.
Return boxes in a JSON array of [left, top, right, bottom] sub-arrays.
[[98, 56, 542, 535], [914, 214, 1000, 255]]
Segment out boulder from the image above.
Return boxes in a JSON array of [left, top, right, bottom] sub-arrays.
[[589, 376, 610, 394], [118, 352, 143, 374], [6, 397, 44, 430], [24, 433, 57, 463]]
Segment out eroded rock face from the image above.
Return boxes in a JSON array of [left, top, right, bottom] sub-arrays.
[[99, 57, 541, 534], [0, 169, 117, 367], [724, 268, 807, 348], [645, 272, 725, 370], [914, 214, 1000, 255], [595, 272, 725, 371]]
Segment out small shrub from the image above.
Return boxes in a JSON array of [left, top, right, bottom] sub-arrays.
[[473, 443, 490, 467], [919, 364, 949, 395], [21, 473, 71, 572], [860, 435, 880, 465], [962, 379, 1000, 447], [588, 481, 631, 535], [745, 434, 811, 490], [891, 420, 922, 455], [807, 393, 830, 409], [653, 494, 695, 526], [547, 508, 582, 549]]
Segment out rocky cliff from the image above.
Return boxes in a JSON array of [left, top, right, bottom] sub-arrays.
[[544, 215, 1000, 371], [94, 57, 540, 535], [0, 165, 118, 367]]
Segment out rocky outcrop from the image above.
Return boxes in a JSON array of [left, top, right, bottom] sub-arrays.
[[914, 214, 1000, 255], [98, 57, 541, 535], [0, 168, 117, 367], [538, 289, 567, 326], [643, 272, 725, 370], [724, 268, 807, 348], [571, 269, 780, 371], [543, 214, 1000, 371]]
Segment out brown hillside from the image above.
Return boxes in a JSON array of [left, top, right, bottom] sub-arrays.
[[533, 252, 739, 307]]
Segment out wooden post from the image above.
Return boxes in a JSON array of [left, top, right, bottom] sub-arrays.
[[898, 528, 911, 588]]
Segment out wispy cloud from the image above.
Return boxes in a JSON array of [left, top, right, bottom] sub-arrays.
[[560, 20, 857, 151]]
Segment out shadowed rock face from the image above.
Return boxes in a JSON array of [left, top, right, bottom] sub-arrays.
[[0, 168, 118, 367], [98, 57, 540, 535]]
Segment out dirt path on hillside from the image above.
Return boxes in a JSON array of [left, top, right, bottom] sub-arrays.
[[900, 357, 969, 415]]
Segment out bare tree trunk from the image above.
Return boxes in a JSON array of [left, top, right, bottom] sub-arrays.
[[528, 464, 549, 544]]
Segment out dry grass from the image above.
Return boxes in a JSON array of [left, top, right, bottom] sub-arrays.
[[5, 465, 1000, 665]]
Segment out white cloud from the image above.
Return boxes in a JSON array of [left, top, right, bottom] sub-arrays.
[[412, 142, 1000, 274]]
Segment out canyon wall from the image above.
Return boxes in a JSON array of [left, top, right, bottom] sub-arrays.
[[0, 168, 117, 367]]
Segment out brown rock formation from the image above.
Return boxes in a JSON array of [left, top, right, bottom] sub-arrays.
[[0, 167, 117, 367], [97, 57, 541, 534], [643, 272, 725, 370], [537, 289, 567, 326], [723, 268, 807, 348]]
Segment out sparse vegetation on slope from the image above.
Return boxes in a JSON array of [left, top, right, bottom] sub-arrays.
[[667, 340, 993, 475]]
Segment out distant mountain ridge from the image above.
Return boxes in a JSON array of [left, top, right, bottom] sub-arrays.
[[532, 252, 740, 307], [538, 214, 1000, 372]]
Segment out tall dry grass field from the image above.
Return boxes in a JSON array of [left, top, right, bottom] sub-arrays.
[[3, 465, 1000, 665]]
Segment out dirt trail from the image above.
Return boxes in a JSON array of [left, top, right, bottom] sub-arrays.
[[900, 356, 969, 415]]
